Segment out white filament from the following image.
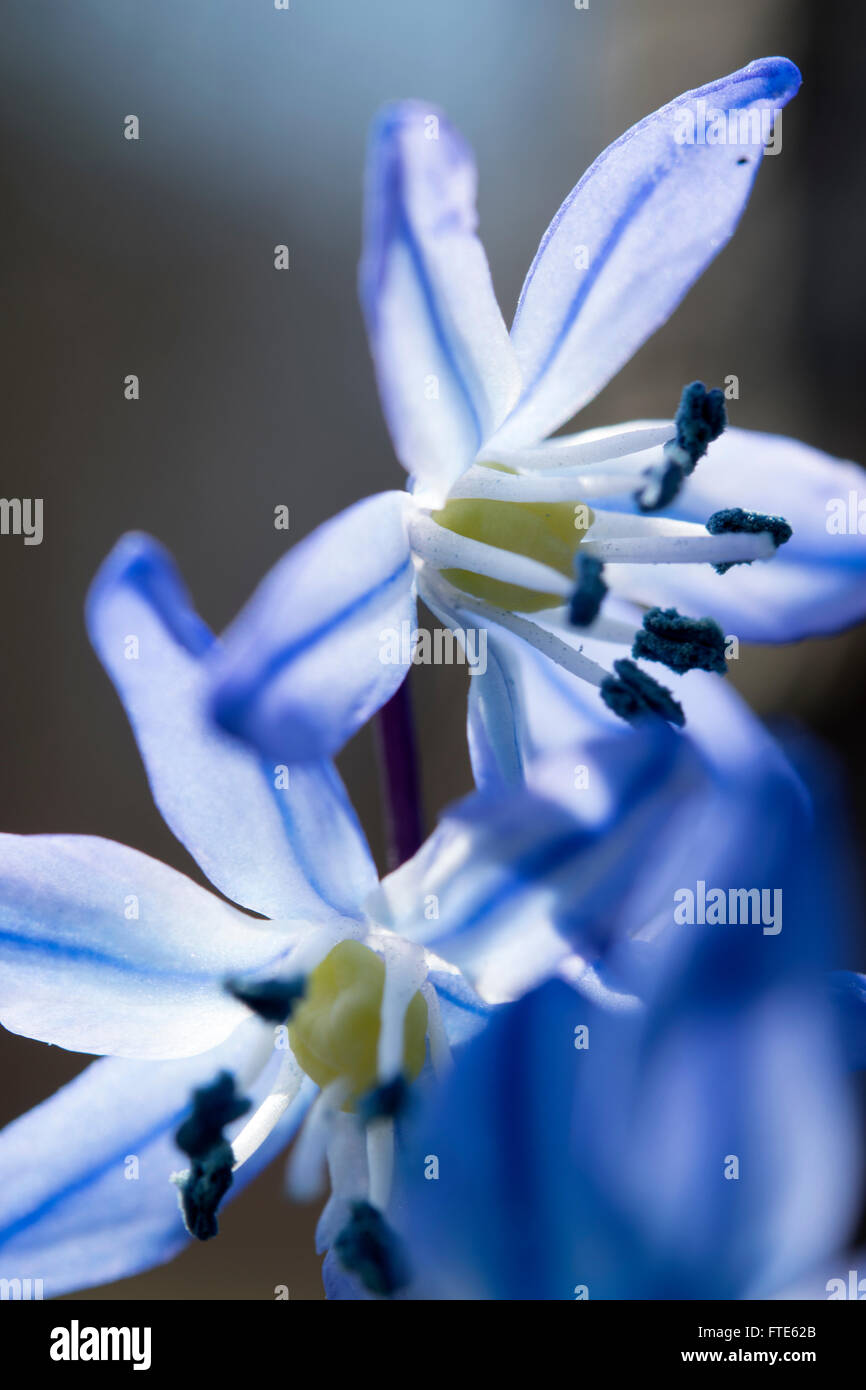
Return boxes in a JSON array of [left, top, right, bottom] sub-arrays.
[[286, 1078, 351, 1202], [420, 572, 609, 689], [231, 1050, 303, 1170], [408, 512, 572, 598], [479, 421, 673, 473], [447, 465, 650, 503], [581, 530, 777, 566], [366, 1119, 395, 1211]]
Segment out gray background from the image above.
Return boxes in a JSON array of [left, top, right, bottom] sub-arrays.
[[1, 0, 864, 1299]]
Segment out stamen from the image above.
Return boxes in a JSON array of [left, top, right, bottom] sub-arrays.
[[600, 659, 685, 728], [449, 465, 654, 502], [333, 1200, 410, 1298], [632, 607, 727, 676], [581, 526, 777, 566], [671, 381, 727, 473], [706, 507, 793, 574], [634, 456, 685, 513], [226, 975, 306, 1023], [569, 555, 607, 627], [480, 421, 673, 473], [366, 1118, 395, 1211], [230, 1051, 303, 1170], [358, 1076, 410, 1124], [173, 1071, 251, 1241], [635, 383, 726, 512]]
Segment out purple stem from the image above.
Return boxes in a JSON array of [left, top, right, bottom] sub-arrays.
[[374, 676, 424, 871]]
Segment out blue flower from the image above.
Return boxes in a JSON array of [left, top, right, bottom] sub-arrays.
[[394, 782, 862, 1300], [204, 58, 866, 767], [0, 532, 716, 1298]]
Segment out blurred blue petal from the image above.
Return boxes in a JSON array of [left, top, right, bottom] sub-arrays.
[[360, 102, 520, 494], [494, 58, 801, 448], [0, 1020, 313, 1298], [0, 834, 298, 1058], [87, 533, 377, 921], [208, 493, 417, 763], [399, 819, 859, 1298], [829, 972, 866, 1071]]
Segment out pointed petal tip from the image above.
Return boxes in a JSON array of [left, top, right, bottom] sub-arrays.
[[743, 56, 802, 103], [87, 529, 167, 593], [85, 530, 213, 660]]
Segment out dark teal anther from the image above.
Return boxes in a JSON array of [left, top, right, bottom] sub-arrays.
[[706, 507, 792, 574], [569, 554, 607, 626], [635, 457, 685, 513], [226, 975, 307, 1023], [358, 1076, 411, 1124], [600, 658, 685, 728], [334, 1200, 411, 1297], [636, 382, 726, 512], [671, 381, 727, 473], [633, 607, 727, 676], [174, 1071, 250, 1241]]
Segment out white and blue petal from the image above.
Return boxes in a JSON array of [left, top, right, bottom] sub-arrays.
[[0, 1019, 313, 1298], [360, 101, 521, 496], [369, 718, 706, 1001], [208, 493, 417, 766], [0, 834, 300, 1058], [88, 532, 377, 920], [493, 58, 801, 449]]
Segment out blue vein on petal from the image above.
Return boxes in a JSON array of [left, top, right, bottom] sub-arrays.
[[510, 172, 660, 417], [0, 1103, 193, 1249], [509, 78, 776, 421], [264, 758, 372, 922], [0, 1085, 313, 1252], [429, 980, 492, 1019], [0, 929, 294, 982], [472, 635, 524, 786], [215, 551, 415, 725], [362, 114, 483, 454], [398, 203, 483, 446]]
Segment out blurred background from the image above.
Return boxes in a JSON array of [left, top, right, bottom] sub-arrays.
[[1, 0, 864, 1298]]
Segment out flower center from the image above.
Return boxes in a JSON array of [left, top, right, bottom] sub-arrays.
[[431, 465, 594, 612], [288, 939, 428, 1106]]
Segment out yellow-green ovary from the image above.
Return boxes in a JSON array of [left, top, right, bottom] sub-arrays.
[[288, 939, 428, 1107], [431, 473, 593, 612]]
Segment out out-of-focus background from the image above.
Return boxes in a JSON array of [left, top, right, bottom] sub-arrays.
[[1, 0, 864, 1299]]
